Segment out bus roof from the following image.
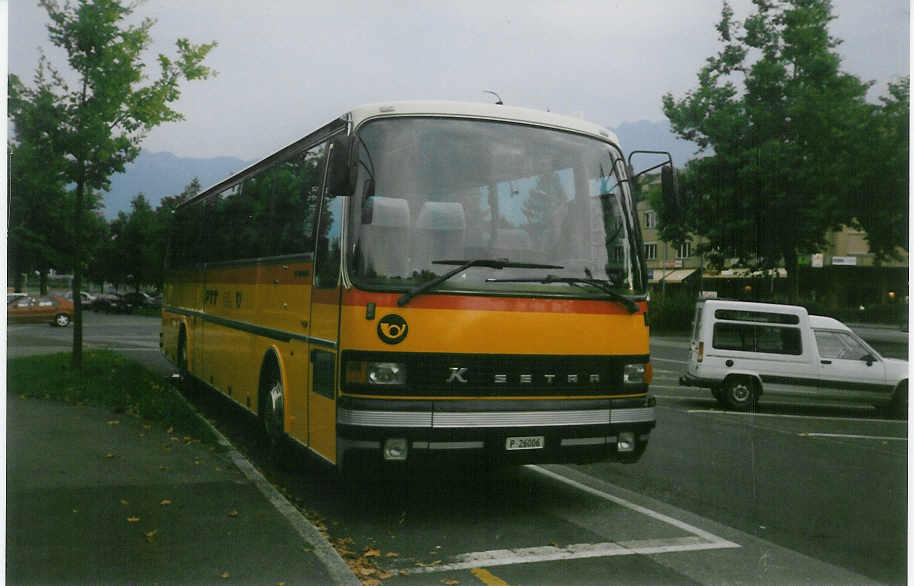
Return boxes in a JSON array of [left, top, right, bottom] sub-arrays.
[[347, 100, 620, 144]]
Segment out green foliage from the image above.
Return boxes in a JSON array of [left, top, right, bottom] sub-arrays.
[[8, 67, 72, 292], [648, 290, 697, 333], [7, 350, 220, 445], [825, 303, 908, 326], [123, 194, 160, 291], [850, 77, 910, 262], [12, 0, 216, 368], [660, 0, 906, 302]]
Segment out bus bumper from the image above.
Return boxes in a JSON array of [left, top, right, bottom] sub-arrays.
[[336, 395, 656, 466]]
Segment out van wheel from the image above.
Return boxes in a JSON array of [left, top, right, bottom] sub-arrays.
[[723, 376, 759, 411], [891, 382, 907, 420]]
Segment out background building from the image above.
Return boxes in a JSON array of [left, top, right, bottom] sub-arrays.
[[637, 200, 909, 317]]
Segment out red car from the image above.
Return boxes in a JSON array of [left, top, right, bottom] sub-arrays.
[[7, 295, 74, 327]]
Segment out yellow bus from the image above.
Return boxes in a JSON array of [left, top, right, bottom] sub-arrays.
[[162, 100, 675, 470]]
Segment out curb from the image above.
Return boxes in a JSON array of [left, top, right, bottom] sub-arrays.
[[167, 377, 360, 586]]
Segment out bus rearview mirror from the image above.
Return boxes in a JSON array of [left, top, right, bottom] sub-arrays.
[[327, 134, 356, 196], [661, 165, 680, 215]]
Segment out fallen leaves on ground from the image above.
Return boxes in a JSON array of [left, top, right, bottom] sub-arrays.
[[331, 538, 402, 584], [127, 516, 141, 523]]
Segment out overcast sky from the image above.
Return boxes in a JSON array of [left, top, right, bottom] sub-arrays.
[[8, 0, 910, 161]]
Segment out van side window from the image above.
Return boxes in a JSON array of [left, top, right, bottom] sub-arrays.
[[815, 330, 871, 361], [713, 323, 802, 355]]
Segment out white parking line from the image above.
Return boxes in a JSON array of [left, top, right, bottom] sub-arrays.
[[404, 465, 739, 575], [798, 432, 908, 441], [651, 358, 687, 366], [686, 409, 901, 424]]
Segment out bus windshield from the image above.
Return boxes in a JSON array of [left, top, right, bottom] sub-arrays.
[[348, 117, 645, 298]]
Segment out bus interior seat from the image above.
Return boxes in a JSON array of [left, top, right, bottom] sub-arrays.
[[359, 196, 410, 277], [414, 202, 466, 268]]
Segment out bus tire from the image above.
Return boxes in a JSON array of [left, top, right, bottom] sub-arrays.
[[723, 376, 759, 411], [176, 330, 194, 394], [259, 357, 288, 462]]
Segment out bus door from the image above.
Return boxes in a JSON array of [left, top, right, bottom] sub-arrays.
[[307, 192, 345, 463]]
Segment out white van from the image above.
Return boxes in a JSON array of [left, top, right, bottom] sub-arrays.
[[679, 300, 908, 418]]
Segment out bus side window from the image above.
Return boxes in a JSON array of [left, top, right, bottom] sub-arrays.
[[239, 169, 274, 258], [169, 203, 202, 268], [274, 142, 327, 256]]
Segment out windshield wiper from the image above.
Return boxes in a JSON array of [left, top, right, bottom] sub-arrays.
[[484, 274, 640, 313], [397, 259, 564, 307]]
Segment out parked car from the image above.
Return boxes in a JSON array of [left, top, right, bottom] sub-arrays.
[[89, 294, 134, 314], [62, 291, 97, 304], [7, 295, 74, 327], [680, 299, 908, 418], [122, 292, 154, 307], [7, 292, 28, 304]]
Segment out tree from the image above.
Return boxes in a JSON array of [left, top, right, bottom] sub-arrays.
[[122, 194, 160, 292], [661, 0, 878, 302], [851, 77, 909, 263], [154, 178, 202, 289], [8, 63, 71, 293], [26, 0, 216, 369]]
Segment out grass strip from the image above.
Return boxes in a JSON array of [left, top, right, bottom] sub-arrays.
[[7, 349, 219, 445]]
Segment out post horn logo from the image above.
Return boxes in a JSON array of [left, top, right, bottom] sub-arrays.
[[377, 314, 408, 345]]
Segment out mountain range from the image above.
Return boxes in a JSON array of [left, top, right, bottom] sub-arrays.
[[99, 119, 700, 217]]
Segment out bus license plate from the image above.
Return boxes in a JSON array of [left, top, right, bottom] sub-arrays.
[[506, 436, 545, 451]]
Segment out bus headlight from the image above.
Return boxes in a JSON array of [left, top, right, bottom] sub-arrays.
[[368, 362, 406, 385], [623, 362, 652, 385], [346, 361, 407, 385]]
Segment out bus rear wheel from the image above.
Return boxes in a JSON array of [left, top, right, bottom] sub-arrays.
[[176, 331, 196, 395], [259, 360, 288, 461]]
